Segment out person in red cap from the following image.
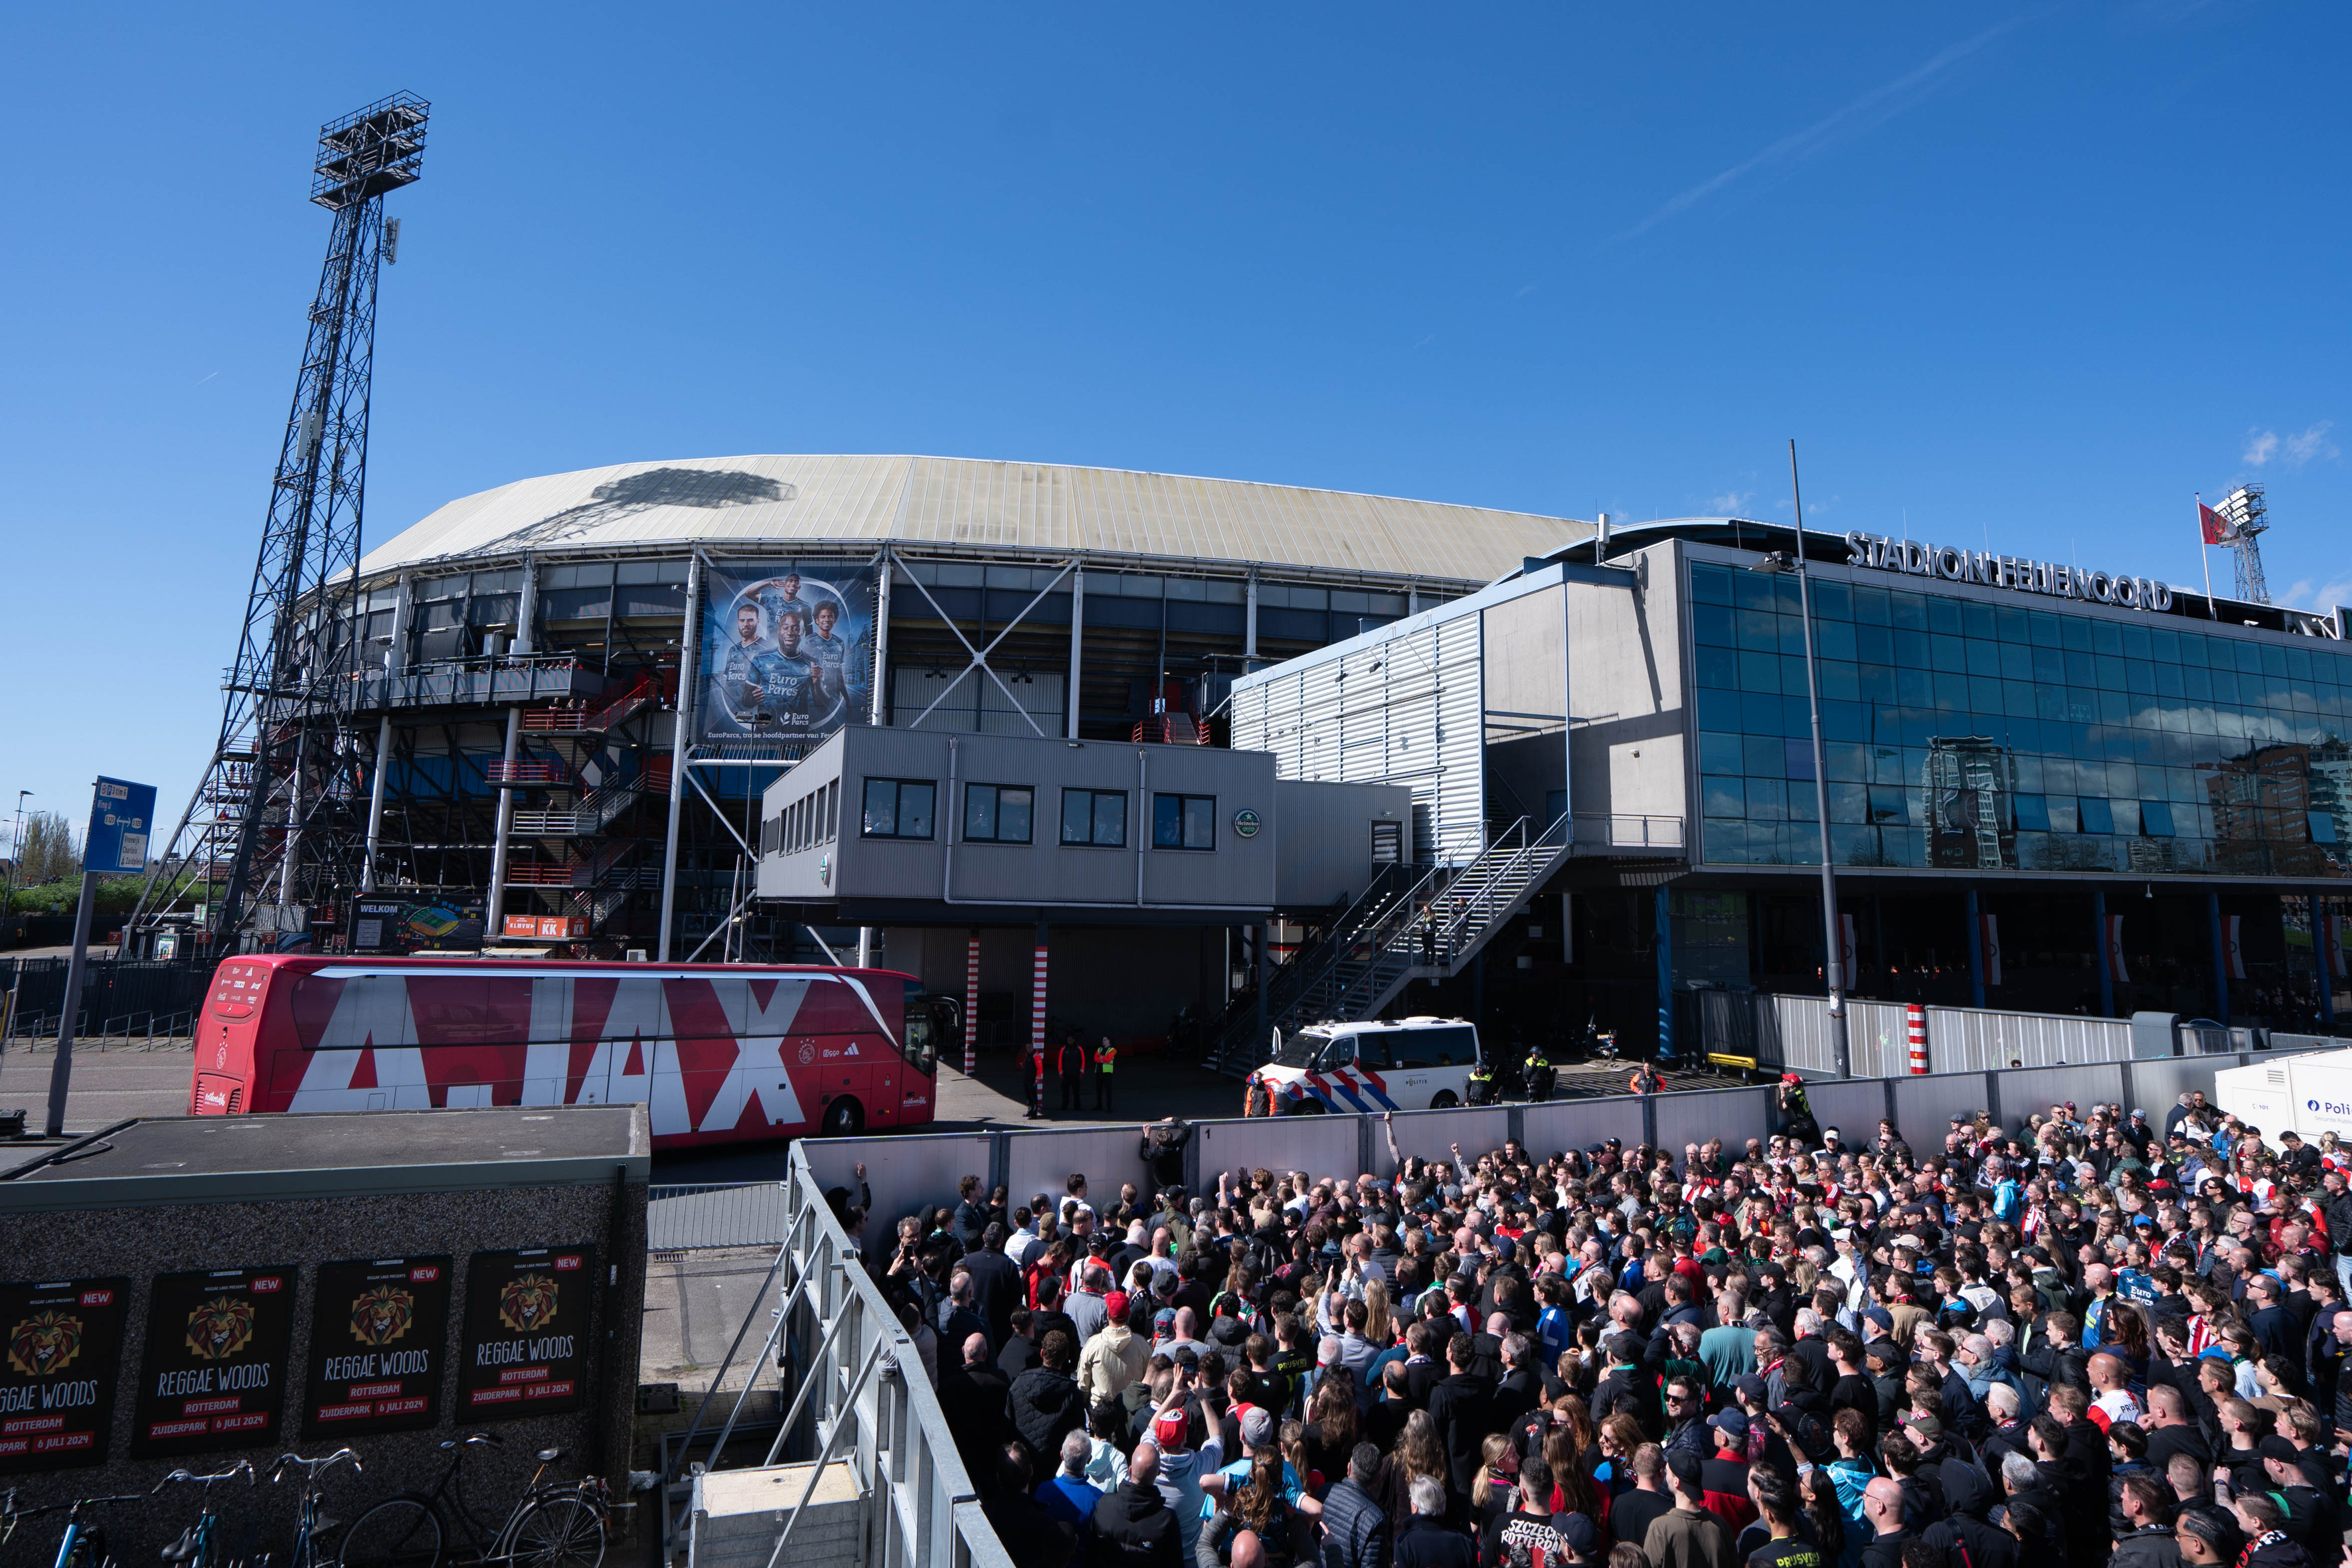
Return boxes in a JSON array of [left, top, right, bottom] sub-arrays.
[[1777, 1073, 1819, 1146]]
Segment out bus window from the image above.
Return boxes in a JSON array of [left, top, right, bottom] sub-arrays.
[[902, 997, 940, 1077]]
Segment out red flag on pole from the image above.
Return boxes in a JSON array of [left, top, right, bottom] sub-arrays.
[[2199, 502, 2234, 545]]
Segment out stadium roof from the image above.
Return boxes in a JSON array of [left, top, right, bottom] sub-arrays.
[[359, 455, 1590, 586]]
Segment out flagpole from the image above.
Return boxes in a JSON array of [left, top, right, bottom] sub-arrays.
[[2197, 491, 2217, 621]]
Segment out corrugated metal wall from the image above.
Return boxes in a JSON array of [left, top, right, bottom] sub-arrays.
[[1231, 612, 1486, 862], [1736, 992, 2134, 1075]]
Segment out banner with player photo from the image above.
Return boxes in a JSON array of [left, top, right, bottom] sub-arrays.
[[698, 559, 878, 743], [0, 1276, 129, 1474]]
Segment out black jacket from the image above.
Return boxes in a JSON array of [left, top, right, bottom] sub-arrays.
[[1922, 1464, 2018, 1568], [2108, 1524, 2183, 1568], [1317, 1478, 1390, 1568], [1394, 1519, 1478, 1568], [1426, 1372, 1495, 1496], [962, 1248, 1025, 1348], [1011, 1366, 1087, 1462], [1489, 1368, 1542, 1438], [1091, 1479, 1183, 1568]]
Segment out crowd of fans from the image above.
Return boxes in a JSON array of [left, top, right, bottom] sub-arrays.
[[828, 1087, 2352, 1568]]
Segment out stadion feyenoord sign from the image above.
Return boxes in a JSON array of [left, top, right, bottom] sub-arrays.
[[1843, 531, 2176, 612]]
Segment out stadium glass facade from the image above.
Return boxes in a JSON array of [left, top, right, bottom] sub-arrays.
[[1687, 555, 2352, 880]]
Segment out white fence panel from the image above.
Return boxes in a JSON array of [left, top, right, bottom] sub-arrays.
[[804, 1131, 995, 1237], [1194, 1115, 1363, 1192]]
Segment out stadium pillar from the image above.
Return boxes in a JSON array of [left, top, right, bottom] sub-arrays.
[[361, 572, 413, 892], [2208, 891, 2230, 1026], [1066, 566, 1084, 739], [964, 929, 980, 1075], [857, 548, 894, 971], [2315, 896, 2337, 1032], [1655, 885, 1675, 1063], [1244, 570, 1258, 661], [484, 706, 522, 942], [2092, 890, 2114, 1018], [1029, 919, 1049, 1120], [657, 555, 703, 962], [1964, 887, 1985, 1010]]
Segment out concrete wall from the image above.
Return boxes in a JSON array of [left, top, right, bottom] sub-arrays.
[[1570, 541, 1688, 823], [1273, 779, 1413, 907], [1, 1180, 646, 1565]]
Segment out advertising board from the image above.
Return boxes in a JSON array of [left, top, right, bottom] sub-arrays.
[[130, 1267, 297, 1457], [699, 560, 877, 743], [456, 1246, 596, 1420], [301, 1257, 453, 1438], [0, 1277, 129, 1474]]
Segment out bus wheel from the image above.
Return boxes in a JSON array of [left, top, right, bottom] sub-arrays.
[[1430, 1091, 1459, 1109], [821, 1097, 864, 1137]]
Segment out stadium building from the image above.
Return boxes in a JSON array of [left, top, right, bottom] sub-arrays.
[[334, 455, 1586, 1039]]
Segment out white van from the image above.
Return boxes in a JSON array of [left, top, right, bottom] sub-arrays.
[[1254, 1016, 1484, 1113]]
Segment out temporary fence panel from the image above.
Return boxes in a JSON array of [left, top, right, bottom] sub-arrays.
[[1195, 1115, 1365, 1192], [803, 1131, 996, 1240], [1522, 1099, 1645, 1157], [649, 1182, 792, 1250], [1920, 1008, 2131, 1070], [1652, 1086, 1776, 1159], [1374, 1106, 1514, 1175], [1005, 1126, 1157, 1221], [1992, 1064, 2132, 1127], [1796, 1079, 1890, 1146], [1890, 1073, 1998, 1144]]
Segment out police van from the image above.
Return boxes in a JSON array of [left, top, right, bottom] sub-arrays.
[[1253, 1016, 1483, 1113]]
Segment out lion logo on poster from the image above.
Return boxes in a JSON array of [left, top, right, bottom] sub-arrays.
[[7, 1310, 83, 1376], [350, 1285, 415, 1348], [497, 1274, 560, 1334], [187, 1296, 256, 1361]]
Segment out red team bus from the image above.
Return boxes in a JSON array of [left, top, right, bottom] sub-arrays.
[[186, 955, 951, 1147]]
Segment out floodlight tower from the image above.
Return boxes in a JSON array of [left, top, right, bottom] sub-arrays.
[[134, 94, 427, 955], [2217, 483, 2271, 605]]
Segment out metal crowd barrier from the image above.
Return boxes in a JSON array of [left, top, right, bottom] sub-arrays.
[[647, 1182, 792, 1251], [671, 1141, 1013, 1568]]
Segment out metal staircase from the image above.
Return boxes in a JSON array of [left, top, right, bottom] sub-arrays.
[[1209, 813, 1576, 1074]]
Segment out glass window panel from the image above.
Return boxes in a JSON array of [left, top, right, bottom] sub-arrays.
[[2090, 621, 2123, 658], [1960, 600, 1996, 642], [1932, 671, 1970, 712], [1774, 576, 1803, 615], [899, 782, 934, 838], [2260, 644, 2288, 678], [1061, 790, 1093, 844], [2153, 663, 2183, 699], [1852, 585, 1891, 625], [1817, 620, 1857, 662], [1093, 791, 1126, 846], [1927, 598, 1964, 637], [1704, 819, 1749, 864], [2028, 611, 2065, 647], [2311, 811, 2339, 845], [1855, 624, 1895, 664], [1968, 675, 2003, 712], [2141, 800, 2175, 836], [1998, 643, 2034, 681], [1867, 785, 1910, 825], [1700, 732, 1742, 774], [1184, 795, 1215, 849], [2045, 794, 2078, 832], [1740, 651, 1781, 691], [1738, 607, 1780, 649], [2003, 680, 2039, 719], [1891, 593, 1928, 632], [1784, 738, 1816, 780], [1897, 667, 1936, 708], [1831, 824, 1880, 864], [2060, 617, 2093, 654], [1820, 661, 1861, 703], [2078, 797, 2115, 834], [1732, 573, 1777, 612], [1995, 606, 2030, 645], [1813, 580, 1853, 620], [2149, 627, 2181, 662], [1860, 664, 1898, 705], [2124, 659, 2156, 695], [1964, 639, 2002, 678], [1778, 615, 1809, 657], [1695, 603, 1738, 647], [863, 778, 898, 836], [2120, 623, 2152, 660], [1823, 700, 1869, 742], [1829, 782, 1869, 823], [966, 784, 999, 840], [1698, 646, 1738, 689], [1691, 564, 1733, 605], [1896, 629, 1933, 666], [1697, 689, 1743, 732], [1703, 776, 1745, 817], [2014, 793, 2051, 832], [1153, 793, 1183, 847], [1742, 735, 1784, 775], [1747, 777, 1788, 821], [1780, 654, 1810, 694]]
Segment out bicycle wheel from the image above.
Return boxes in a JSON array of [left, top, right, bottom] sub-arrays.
[[505, 1497, 604, 1568], [338, 1498, 444, 1568]]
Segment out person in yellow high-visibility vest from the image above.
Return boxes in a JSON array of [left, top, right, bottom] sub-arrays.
[[1094, 1036, 1117, 1111]]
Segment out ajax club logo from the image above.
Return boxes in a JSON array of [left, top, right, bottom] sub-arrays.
[[497, 1274, 560, 1333], [8, 1310, 84, 1377], [350, 1285, 416, 1348], [186, 1296, 258, 1361]]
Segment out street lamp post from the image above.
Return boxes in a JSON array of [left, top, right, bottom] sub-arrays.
[[1754, 441, 1850, 1077], [1, 791, 29, 926]]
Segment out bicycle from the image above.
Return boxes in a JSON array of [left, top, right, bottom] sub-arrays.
[[338, 1431, 615, 1568], [271, 1450, 363, 1568], [153, 1461, 256, 1568], [1, 1486, 142, 1568]]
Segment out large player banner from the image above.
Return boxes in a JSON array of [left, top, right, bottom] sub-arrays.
[[699, 559, 878, 742]]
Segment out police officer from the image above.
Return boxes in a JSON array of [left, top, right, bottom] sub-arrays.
[[1056, 1032, 1088, 1113], [1094, 1035, 1116, 1111], [1467, 1055, 1497, 1107], [1243, 1071, 1270, 1118], [1522, 1040, 1553, 1103]]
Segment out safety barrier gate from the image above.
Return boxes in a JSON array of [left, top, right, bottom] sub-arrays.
[[669, 1140, 1013, 1568]]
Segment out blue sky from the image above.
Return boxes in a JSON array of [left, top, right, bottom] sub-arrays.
[[1, 2, 2345, 845]]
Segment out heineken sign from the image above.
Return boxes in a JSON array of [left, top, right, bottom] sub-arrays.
[[1842, 531, 2175, 613]]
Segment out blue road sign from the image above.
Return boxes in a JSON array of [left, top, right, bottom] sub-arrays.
[[84, 776, 157, 875]]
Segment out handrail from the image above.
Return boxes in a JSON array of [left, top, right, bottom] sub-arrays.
[[674, 1141, 1012, 1568]]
